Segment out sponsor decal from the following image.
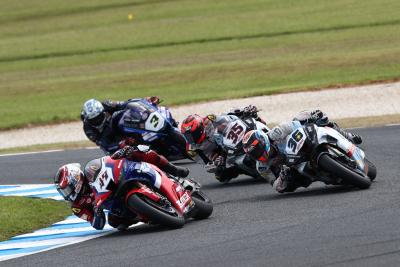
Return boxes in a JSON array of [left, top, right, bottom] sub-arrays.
[[176, 192, 191, 208], [207, 114, 216, 121], [72, 208, 81, 214]]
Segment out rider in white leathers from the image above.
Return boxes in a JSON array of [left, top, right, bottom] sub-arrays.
[[243, 110, 363, 193]]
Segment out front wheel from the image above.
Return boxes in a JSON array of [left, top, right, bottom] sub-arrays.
[[190, 191, 213, 220], [127, 194, 185, 228], [318, 154, 371, 189], [365, 158, 377, 181]]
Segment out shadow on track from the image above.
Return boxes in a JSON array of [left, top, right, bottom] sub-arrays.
[[251, 185, 358, 202], [103, 224, 172, 239], [200, 177, 268, 190], [213, 185, 359, 206]]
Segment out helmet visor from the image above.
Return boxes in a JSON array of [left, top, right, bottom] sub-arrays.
[[88, 112, 105, 127], [243, 139, 269, 161], [184, 128, 205, 145], [57, 184, 78, 202]]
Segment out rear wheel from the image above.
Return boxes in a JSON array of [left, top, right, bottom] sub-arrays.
[[190, 191, 213, 220], [127, 194, 185, 228], [318, 154, 371, 189]]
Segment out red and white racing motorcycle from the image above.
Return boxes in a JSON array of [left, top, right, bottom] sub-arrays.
[[89, 156, 213, 228]]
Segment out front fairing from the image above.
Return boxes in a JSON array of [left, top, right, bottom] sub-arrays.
[[123, 161, 194, 214], [122, 161, 163, 188]]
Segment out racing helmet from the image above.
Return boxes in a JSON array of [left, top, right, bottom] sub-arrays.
[[180, 115, 207, 145], [242, 130, 271, 162], [81, 99, 106, 131], [84, 158, 103, 183], [54, 163, 85, 202]]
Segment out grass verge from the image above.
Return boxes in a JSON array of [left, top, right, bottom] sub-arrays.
[[0, 196, 71, 242], [0, 0, 399, 129]]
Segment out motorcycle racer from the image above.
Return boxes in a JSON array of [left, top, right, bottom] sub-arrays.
[[81, 96, 176, 154], [54, 146, 189, 230], [242, 110, 363, 193], [181, 105, 265, 182], [292, 110, 362, 144]]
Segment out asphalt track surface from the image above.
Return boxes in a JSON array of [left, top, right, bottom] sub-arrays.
[[1, 126, 399, 267]]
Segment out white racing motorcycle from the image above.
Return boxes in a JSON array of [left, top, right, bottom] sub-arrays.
[[212, 115, 271, 181], [282, 123, 376, 189]]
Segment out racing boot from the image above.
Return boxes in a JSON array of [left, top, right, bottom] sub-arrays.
[[108, 213, 139, 231], [162, 162, 190, 178], [329, 122, 363, 144], [215, 166, 241, 183], [336, 128, 362, 145]]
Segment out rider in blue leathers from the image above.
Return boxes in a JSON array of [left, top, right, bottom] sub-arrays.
[[81, 96, 177, 154]]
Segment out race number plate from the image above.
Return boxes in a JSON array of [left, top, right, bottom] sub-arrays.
[[223, 120, 247, 149], [145, 112, 165, 132], [91, 166, 114, 193], [285, 128, 307, 155]]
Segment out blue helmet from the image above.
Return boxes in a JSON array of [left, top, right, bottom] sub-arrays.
[[242, 130, 270, 162], [81, 99, 106, 130]]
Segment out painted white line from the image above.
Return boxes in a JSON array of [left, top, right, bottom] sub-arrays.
[[2, 190, 58, 197], [0, 184, 146, 262], [19, 225, 114, 238], [54, 217, 87, 225], [0, 185, 52, 193], [84, 146, 99, 150], [0, 231, 114, 262], [0, 150, 63, 157], [385, 123, 400, 127]]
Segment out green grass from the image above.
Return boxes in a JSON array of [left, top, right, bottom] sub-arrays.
[[0, 196, 71, 241], [1, 0, 400, 129]]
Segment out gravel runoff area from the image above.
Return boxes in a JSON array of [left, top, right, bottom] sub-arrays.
[[1, 82, 399, 150]]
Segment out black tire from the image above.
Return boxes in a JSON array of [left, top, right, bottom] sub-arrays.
[[191, 191, 213, 220], [318, 154, 371, 189], [365, 158, 377, 181], [127, 194, 185, 228]]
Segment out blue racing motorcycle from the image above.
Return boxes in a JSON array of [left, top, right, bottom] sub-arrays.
[[117, 99, 191, 161]]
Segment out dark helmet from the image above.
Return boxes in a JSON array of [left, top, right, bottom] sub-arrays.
[[242, 130, 271, 162], [180, 115, 207, 145], [54, 164, 85, 202], [81, 99, 106, 131]]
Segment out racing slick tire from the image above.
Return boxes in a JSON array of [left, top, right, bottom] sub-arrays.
[[190, 191, 213, 220], [127, 194, 185, 228], [365, 158, 377, 181], [318, 153, 371, 189]]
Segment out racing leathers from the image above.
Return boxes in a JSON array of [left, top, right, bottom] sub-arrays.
[[253, 110, 363, 193], [82, 97, 176, 154], [293, 110, 362, 144], [70, 146, 189, 230], [189, 108, 265, 182]]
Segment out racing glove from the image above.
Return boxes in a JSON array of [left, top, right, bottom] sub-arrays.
[[91, 207, 106, 230], [146, 96, 161, 105], [111, 146, 137, 160]]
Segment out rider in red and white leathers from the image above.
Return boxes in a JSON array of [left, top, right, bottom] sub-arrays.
[[54, 146, 189, 230]]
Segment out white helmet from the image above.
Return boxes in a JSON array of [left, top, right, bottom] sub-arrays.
[[54, 163, 85, 202], [81, 99, 106, 130]]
